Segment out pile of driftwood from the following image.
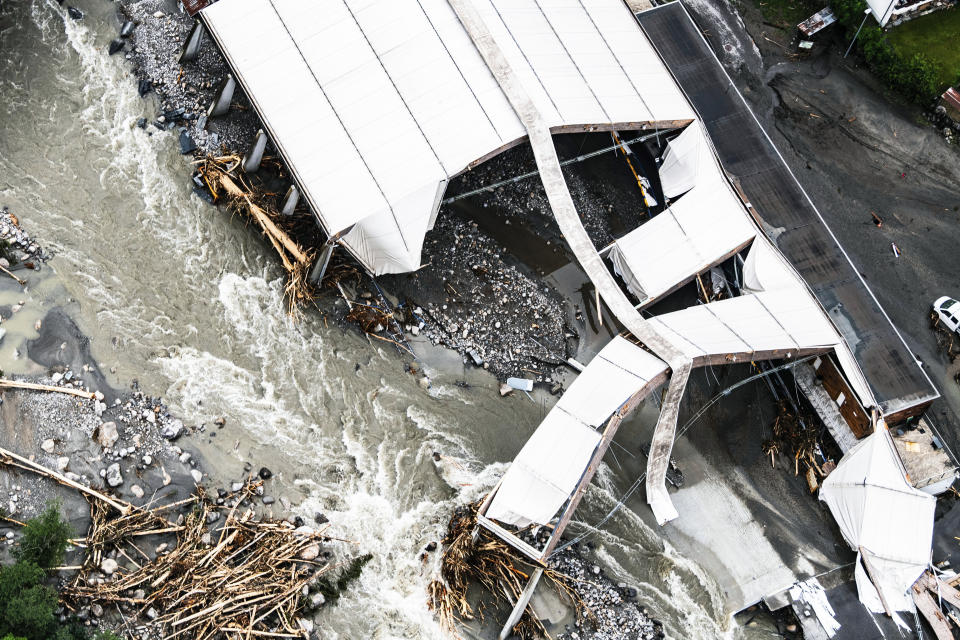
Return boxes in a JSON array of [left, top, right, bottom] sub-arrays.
[[0, 446, 333, 640], [762, 401, 833, 491], [428, 502, 583, 639], [197, 155, 316, 314], [65, 481, 330, 639]]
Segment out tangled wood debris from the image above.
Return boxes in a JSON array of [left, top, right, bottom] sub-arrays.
[[1, 447, 339, 640], [197, 156, 316, 315], [762, 401, 833, 490], [428, 502, 586, 639]]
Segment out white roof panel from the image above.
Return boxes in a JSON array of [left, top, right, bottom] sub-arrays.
[[203, 0, 696, 273]]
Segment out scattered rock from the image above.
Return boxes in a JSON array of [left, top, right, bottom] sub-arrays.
[[190, 469, 203, 484], [40, 438, 55, 453], [130, 484, 144, 499], [95, 421, 119, 448], [258, 467, 272, 480], [101, 558, 118, 575], [105, 463, 123, 487], [67, 6, 83, 20], [160, 418, 184, 440], [299, 543, 320, 561], [108, 39, 125, 56]]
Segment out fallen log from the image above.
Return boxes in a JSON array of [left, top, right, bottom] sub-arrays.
[[0, 445, 131, 515], [0, 378, 95, 399]]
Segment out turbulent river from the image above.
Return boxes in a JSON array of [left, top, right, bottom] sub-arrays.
[[0, 1, 753, 637]]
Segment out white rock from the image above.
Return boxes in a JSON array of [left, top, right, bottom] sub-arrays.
[[105, 463, 123, 487], [152, 10, 164, 17], [296, 618, 314, 633], [95, 422, 119, 448], [51, 372, 63, 383], [56, 457, 70, 472], [190, 469, 203, 484], [142, 409, 156, 424], [179, 452, 191, 464], [101, 558, 118, 575], [161, 466, 172, 487], [40, 439, 55, 453], [142, 455, 152, 466], [93, 391, 104, 402], [160, 419, 183, 439], [231, 482, 243, 492], [299, 543, 321, 561], [130, 485, 144, 499], [310, 592, 325, 608]]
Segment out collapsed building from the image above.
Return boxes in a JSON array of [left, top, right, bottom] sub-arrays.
[[182, 0, 954, 636]]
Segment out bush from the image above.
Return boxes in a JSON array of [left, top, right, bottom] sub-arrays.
[[14, 502, 73, 569], [0, 505, 91, 640]]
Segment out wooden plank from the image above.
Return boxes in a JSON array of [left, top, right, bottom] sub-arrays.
[[859, 548, 893, 618], [814, 355, 871, 438], [498, 568, 544, 640], [476, 515, 545, 565], [913, 580, 953, 640]]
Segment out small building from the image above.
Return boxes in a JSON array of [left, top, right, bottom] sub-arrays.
[[940, 87, 960, 123]]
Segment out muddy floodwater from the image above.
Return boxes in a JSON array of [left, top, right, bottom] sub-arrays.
[[0, 1, 783, 637]]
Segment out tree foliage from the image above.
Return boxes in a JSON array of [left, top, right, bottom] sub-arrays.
[[14, 502, 73, 569], [831, 0, 942, 103], [0, 503, 109, 640]]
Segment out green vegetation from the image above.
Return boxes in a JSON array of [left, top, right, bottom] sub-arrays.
[[832, 0, 943, 103], [887, 7, 960, 90], [756, 0, 820, 28], [14, 501, 73, 569], [0, 504, 119, 640]]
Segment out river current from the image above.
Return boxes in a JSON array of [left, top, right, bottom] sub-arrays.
[[0, 1, 747, 637]]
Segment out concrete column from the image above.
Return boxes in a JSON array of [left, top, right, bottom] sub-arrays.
[[206, 73, 236, 118], [308, 241, 336, 286], [179, 20, 205, 63], [242, 129, 268, 174], [281, 185, 299, 216]]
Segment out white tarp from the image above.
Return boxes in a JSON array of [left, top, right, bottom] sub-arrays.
[[608, 180, 755, 305], [866, 0, 896, 26], [556, 337, 668, 427], [741, 238, 803, 294], [203, 0, 693, 274], [657, 121, 716, 198], [820, 426, 936, 614], [487, 337, 666, 526]]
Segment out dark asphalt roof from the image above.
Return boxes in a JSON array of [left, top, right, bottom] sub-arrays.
[[635, 2, 938, 418]]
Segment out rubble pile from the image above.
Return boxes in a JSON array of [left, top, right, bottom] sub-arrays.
[[391, 214, 573, 381], [432, 503, 664, 640], [549, 549, 664, 640], [117, 0, 259, 155], [0, 206, 50, 267], [450, 142, 650, 249]]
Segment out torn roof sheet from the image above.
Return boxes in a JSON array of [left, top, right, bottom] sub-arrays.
[[201, 0, 692, 274], [487, 336, 666, 527]]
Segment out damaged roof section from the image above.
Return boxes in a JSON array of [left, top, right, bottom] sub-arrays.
[[200, 0, 692, 275]]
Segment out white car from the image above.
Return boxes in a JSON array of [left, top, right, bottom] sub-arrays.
[[933, 296, 960, 333]]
